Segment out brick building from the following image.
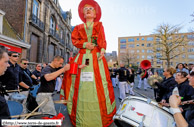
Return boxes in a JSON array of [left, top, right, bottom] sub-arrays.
[[0, 9, 30, 56], [118, 33, 194, 68], [0, 0, 78, 64]]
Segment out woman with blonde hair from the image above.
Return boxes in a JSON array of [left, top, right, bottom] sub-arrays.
[[154, 67, 177, 103]]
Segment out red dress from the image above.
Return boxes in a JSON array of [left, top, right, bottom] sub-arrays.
[[61, 22, 116, 127]]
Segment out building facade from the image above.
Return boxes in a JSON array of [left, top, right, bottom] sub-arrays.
[[0, 9, 31, 57], [118, 33, 194, 68], [105, 51, 117, 67], [0, 0, 78, 64]]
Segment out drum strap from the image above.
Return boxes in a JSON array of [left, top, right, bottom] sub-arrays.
[[23, 71, 33, 85]]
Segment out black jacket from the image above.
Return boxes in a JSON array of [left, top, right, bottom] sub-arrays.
[[110, 69, 117, 78], [178, 80, 194, 110], [155, 76, 177, 102], [0, 61, 20, 90], [116, 67, 129, 82], [185, 95, 194, 127]]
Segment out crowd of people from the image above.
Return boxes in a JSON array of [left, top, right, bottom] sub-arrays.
[[109, 62, 194, 127], [0, 47, 70, 125], [1, 0, 194, 126]]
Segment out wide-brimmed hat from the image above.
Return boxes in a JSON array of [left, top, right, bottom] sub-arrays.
[[78, 0, 101, 23]]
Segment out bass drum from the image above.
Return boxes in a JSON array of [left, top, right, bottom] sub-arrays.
[[113, 96, 175, 127], [7, 101, 23, 118]]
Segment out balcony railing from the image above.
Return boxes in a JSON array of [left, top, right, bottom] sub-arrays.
[[49, 28, 60, 41], [60, 39, 65, 45], [31, 14, 44, 31]]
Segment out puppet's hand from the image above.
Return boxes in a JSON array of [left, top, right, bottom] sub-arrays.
[[98, 51, 105, 60], [86, 43, 94, 50]]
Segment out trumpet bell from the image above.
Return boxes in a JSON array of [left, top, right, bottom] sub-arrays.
[[147, 75, 163, 89]]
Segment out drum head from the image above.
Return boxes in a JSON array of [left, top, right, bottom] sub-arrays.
[[7, 101, 23, 117], [114, 119, 134, 127]]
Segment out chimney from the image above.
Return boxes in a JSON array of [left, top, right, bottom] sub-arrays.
[[0, 10, 5, 34], [139, 33, 141, 36]]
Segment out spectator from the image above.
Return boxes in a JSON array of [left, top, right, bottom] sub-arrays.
[[36, 56, 70, 116], [55, 74, 63, 93], [110, 66, 117, 88], [0, 51, 20, 100], [42, 62, 48, 69], [169, 71, 194, 127], [176, 63, 189, 74], [32, 63, 41, 81]]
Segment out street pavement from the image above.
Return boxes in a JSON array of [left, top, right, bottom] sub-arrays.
[[52, 77, 155, 127]]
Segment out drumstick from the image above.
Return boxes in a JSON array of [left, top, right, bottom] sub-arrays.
[[11, 112, 41, 118], [6, 89, 22, 93], [24, 98, 49, 120]]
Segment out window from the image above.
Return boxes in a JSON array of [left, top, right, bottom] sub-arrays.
[[142, 56, 145, 58], [48, 43, 55, 62], [147, 43, 152, 47], [120, 39, 126, 43], [141, 44, 144, 46], [187, 35, 194, 39], [188, 48, 194, 52], [50, 15, 56, 30], [137, 62, 140, 65], [141, 37, 144, 40], [30, 34, 39, 62], [130, 50, 135, 53], [182, 55, 186, 59], [128, 44, 135, 48], [147, 37, 154, 41], [53, 0, 57, 4], [136, 44, 139, 47], [147, 56, 152, 59], [147, 50, 153, 53], [137, 38, 139, 41], [142, 49, 144, 53], [137, 50, 139, 53], [137, 56, 139, 59], [156, 38, 160, 42], [60, 30, 63, 39], [120, 45, 126, 49], [157, 60, 162, 64], [128, 38, 135, 42], [156, 53, 162, 58], [188, 41, 194, 46], [32, 0, 39, 17], [120, 50, 125, 53]]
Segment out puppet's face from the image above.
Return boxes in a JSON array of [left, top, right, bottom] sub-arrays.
[[83, 4, 96, 20]]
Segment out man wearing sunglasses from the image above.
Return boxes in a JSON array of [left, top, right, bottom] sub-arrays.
[[19, 58, 37, 113], [0, 51, 20, 100]]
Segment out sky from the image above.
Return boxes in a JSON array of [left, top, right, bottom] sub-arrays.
[[59, 0, 194, 53]]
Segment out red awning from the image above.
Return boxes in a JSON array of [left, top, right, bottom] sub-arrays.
[[0, 43, 22, 53]]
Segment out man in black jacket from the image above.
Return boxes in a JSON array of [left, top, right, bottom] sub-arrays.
[[0, 46, 11, 126], [117, 62, 129, 101], [19, 58, 37, 113], [0, 51, 20, 100]]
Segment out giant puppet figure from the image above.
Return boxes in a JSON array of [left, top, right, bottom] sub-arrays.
[[60, 0, 116, 126]]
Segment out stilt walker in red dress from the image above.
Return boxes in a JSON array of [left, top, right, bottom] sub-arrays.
[[60, 0, 116, 126]]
